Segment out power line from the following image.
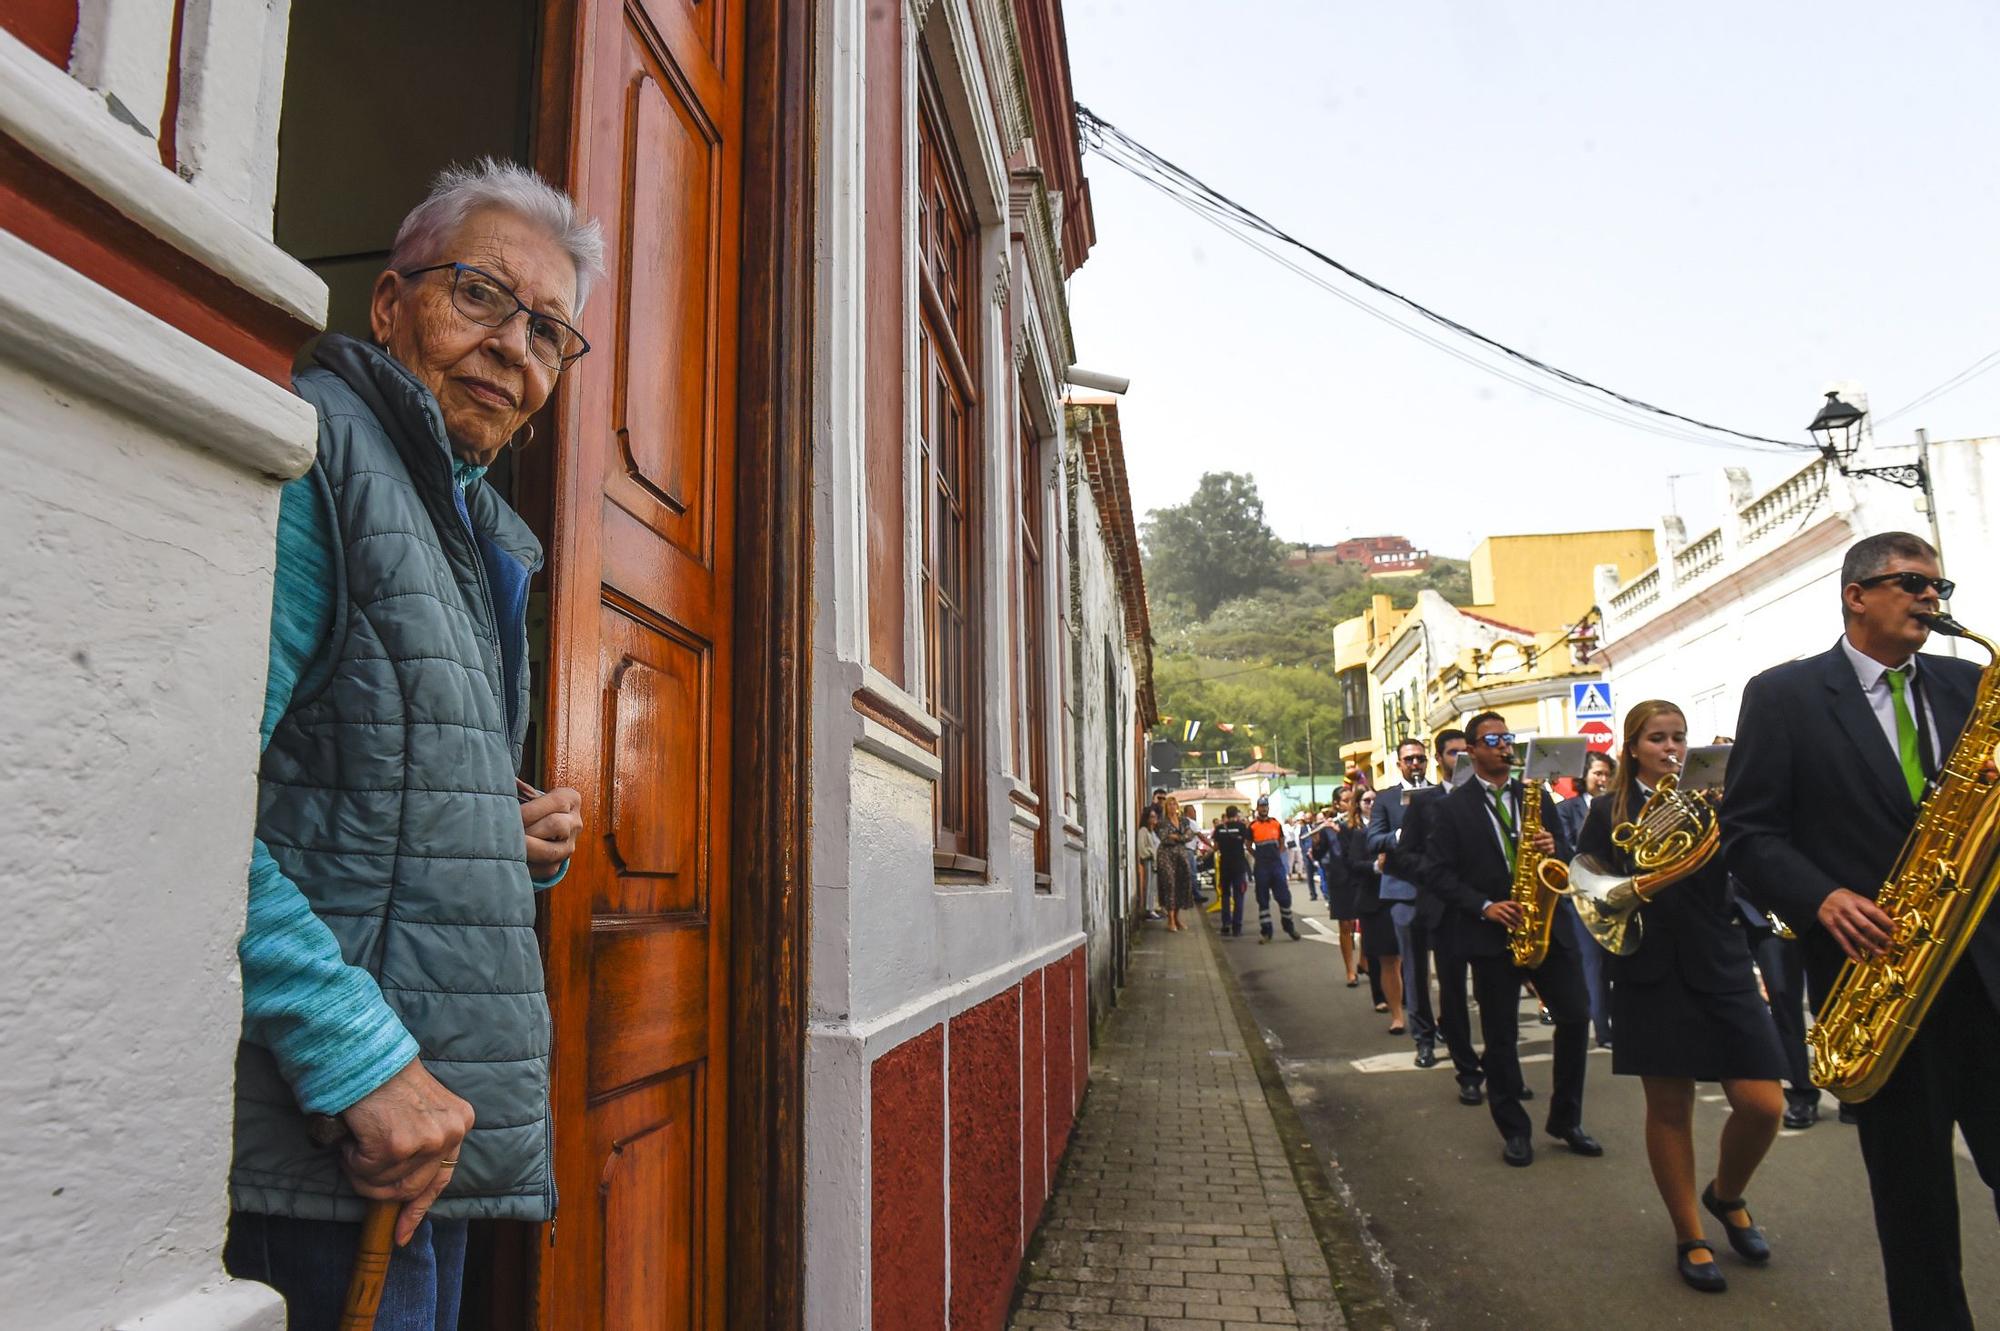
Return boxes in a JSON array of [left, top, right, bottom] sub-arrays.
[[1077, 105, 1820, 456], [1874, 345, 2000, 427]]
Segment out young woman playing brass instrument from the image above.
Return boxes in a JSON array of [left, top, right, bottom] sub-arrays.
[[1577, 701, 1788, 1294]]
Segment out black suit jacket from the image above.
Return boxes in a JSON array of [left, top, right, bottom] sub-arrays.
[[1577, 796, 1756, 992], [1721, 638, 1993, 1005], [1422, 776, 1576, 959], [1554, 791, 1595, 851]]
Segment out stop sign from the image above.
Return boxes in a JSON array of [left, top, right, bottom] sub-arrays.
[[1579, 720, 1615, 753]]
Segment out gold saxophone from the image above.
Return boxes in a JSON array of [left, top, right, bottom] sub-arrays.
[[1809, 612, 2000, 1103], [1506, 779, 1570, 968], [1558, 759, 1720, 955]]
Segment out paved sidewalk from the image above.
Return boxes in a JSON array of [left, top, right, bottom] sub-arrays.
[[1008, 918, 1351, 1331]]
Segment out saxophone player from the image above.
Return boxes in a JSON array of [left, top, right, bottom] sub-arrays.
[[1723, 532, 1997, 1330], [1422, 711, 1602, 1167], [1578, 701, 1787, 1294]]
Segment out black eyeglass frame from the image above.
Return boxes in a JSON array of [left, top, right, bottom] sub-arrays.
[[399, 261, 592, 370], [1855, 571, 1955, 600], [1473, 732, 1517, 749]]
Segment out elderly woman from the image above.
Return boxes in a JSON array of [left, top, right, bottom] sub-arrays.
[[222, 160, 598, 1328]]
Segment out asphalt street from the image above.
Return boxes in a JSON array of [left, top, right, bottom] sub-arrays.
[[1214, 902, 2000, 1330]]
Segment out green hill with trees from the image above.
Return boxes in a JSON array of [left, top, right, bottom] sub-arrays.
[[1143, 472, 1472, 785]]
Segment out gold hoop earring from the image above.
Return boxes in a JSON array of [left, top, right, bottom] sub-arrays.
[[509, 422, 536, 453]]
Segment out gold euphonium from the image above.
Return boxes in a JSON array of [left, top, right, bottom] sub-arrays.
[[1506, 779, 1570, 968], [1556, 756, 1720, 956], [1810, 611, 2000, 1103]]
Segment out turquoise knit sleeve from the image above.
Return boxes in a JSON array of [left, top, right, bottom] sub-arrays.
[[241, 476, 418, 1115]]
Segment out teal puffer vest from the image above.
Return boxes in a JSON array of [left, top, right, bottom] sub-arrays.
[[232, 336, 553, 1222]]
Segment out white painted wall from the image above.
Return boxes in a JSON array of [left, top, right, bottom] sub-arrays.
[[0, 10, 319, 1328], [801, 2, 1139, 1323], [1596, 438, 2000, 741]]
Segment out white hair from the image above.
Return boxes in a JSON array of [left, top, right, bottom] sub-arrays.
[[388, 158, 606, 312]]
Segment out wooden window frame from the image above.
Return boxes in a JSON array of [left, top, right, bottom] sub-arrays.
[[916, 53, 986, 876], [1018, 396, 1052, 888]]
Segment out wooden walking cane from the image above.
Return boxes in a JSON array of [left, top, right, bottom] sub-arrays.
[[338, 1201, 400, 1330], [308, 1113, 400, 1330]]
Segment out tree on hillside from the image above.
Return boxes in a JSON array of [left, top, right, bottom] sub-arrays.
[[1141, 472, 1287, 620]]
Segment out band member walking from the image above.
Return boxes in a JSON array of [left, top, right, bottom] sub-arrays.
[[1347, 789, 1403, 1031], [1555, 750, 1617, 1048], [1423, 712, 1602, 1166], [1249, 796, 1301, 942], [1579, 701, 1786, 1293], [1723, 532, 1998, 1330]]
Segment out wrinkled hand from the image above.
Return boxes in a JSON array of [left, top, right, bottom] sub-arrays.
[[1819, 887, 1894, 961], [1482, 900, 1526, 930], [1529, 829, 1556, 856], [518, 779, 583, 877], [340, 1058, 475, 1246]]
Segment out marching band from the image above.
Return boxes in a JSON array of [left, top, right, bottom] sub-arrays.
[[1304, 530, 1998, 1324]]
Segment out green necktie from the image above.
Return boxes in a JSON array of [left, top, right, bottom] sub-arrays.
[[1492, 784, 1517, 874], [1886, 668, 1925, 804]]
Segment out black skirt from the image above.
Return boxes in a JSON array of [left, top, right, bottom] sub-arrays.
[[1358, 909, 1399, 958], [1609, 975, 1789, 1081]]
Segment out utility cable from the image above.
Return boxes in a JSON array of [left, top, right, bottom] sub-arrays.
[[1874, 345, 2000, 427], [1077, 105, 1819, 455]]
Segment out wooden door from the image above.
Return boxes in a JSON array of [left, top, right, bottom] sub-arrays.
[[540, 0, 744, 1326]]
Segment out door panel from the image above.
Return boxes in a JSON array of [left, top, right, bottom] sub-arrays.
[[543, 0, 743, 1325]]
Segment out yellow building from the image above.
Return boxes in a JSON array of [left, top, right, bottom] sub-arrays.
[[1470, 529, 1656, 633], [1334, 594, 1407, 783]]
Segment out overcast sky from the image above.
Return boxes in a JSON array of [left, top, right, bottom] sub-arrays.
[[1063, 0, 2000, 558]]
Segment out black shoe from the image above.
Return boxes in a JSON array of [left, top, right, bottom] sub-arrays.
[[1538, 1006, 1556, 1026], [1258, 932, 1269, 945], [1676, 1240, 1728, 1293], [1518, 1085, 1535, 1101], [1702, 1183, 1771, 1263], [1838, 1102, 1860, 1126], [1782, 1099, 1818, 1131], [1458, 1080, 1485, 1106], [1415, 1044, 1438, 1069], [1502, 1135, 1534, 1167], [1284, 921, 1300, 940], [1551, 1126, 1604, 1157]]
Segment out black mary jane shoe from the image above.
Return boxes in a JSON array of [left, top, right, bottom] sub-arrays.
[[1702, 1183, 1771, 1262], [1676, 1240, 1728, 1293]]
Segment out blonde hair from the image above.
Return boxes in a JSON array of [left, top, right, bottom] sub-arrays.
[[1610, 700, 1686, 827]]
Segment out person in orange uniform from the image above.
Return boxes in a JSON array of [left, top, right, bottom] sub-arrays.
[[1249, 797, 1301, 943]]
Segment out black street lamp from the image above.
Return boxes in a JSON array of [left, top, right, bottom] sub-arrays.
[[1807, 390, 1925, 490]]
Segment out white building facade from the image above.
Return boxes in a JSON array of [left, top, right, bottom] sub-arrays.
[[1594, 438, 1999, 741]]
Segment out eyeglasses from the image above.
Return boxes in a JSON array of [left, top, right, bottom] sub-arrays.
[[1474, 732, 1517, 749], [400, 262, 591, 371], [1400, 753, 1429, 764], [1855, 571, 1954, 599]]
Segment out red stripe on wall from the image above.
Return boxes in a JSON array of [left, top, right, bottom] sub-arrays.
[[0, 133, 311, 383], [1071, 951, 1089, 1114], [1021, 971, 1046, 1237], [872, 1024, 947, 1331], [2, 1, 78, 68], [949, 985, 1024, 1331], [1043, 955, 1075, 1175]]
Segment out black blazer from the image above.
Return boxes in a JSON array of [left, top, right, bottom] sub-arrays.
[[1577, 796, 1756, 992], [1554, 791, 1596, 852], [1421, 776, 1576, 959], [1721, 638, 1993, 1005], [1341, 822, 1383, 914]]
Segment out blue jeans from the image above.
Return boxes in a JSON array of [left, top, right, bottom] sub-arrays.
[[224, 1210, 468, 1331]]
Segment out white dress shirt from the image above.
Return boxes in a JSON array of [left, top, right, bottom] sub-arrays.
[[1840, 635, 1942, 770], [1477, 774, 1521, 864]]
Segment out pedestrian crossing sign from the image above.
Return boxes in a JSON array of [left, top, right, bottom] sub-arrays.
[[1571, 682, 1613, 719]]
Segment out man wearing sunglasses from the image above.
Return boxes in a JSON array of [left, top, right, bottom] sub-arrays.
[[1422, 712, 1597, 1166], [1724, 531, 1996, 1329]]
